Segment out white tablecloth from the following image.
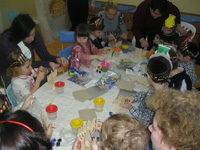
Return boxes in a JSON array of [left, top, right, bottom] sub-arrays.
[[32, 48, 148, 149]]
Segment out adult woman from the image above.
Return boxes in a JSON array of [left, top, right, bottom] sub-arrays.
[[0, 13, 68, 86], [0, 110, 52, 149], [147, 89, 200, 150], [97, 0, 128, 43]]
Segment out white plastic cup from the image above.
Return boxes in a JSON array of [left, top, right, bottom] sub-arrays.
[[46, 104, 58, 120], [54, 81, 65, 94]]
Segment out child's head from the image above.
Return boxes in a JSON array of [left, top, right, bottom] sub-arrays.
[[6, 49, 32, 77], [104, 0, 118, 20], [89, 16, 104, 38], [147, 89, 200, 150], [163, 14, 177, 35], [75, 23, 90, 46], [177, 42, 199, 62], [102, 114, 148, 150], [147, 53, 172, 84], [0, 110, 52, 149]]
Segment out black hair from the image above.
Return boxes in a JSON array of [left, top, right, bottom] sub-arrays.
[[74, 23, 93, 54], [177, 42, 199, 59], [9, 13, 35, 43], [150, 0, 168, 14], [75, 23, 90, 42], [88, 16, 104, 31], [147, 56, 171, 83], [0, 110, 52, 150]]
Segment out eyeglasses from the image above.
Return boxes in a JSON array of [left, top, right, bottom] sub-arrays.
[[0, 120, 34, 132]]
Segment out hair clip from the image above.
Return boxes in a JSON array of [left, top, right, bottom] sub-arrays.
[[10, 53, 29, 68], [0, 120, 34, 132]]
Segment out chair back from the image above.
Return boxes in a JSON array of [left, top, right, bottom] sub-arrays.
[[59, 31, 75, 43], [59, 45, 74, 60], [181, 21, 196, 41], [6, 84, 18, 107]]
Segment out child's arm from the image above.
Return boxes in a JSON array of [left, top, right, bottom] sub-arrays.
[[20, 95, 35, 110], [31, 67, 45, 94], [118, 13, 128, 40], [91, 139, 100, 150], [88, 54, 105, 62]]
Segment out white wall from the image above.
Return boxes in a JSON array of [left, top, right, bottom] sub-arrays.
[[98, 0, 200, 15]]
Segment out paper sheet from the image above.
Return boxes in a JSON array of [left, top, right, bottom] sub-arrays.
[[78, 109, 97, 121], [72, 90, 92, 102], [118, 79, 135, 91]]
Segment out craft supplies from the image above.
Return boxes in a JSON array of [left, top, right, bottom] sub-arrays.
[[46, 104, 58, 120], [121, 44, 129, 53], [101, 62, 110, 72], [146, 51, 154, 60], [94, 98, 105, 112], [96, 71, 121, 89], [70, 118, 83, 136], [114, 48, 121, 57], [54, 81, 65, 94]]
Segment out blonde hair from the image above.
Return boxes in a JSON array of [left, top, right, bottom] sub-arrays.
[[102, 114, 148, 150], [104, 0, 118, 11], [147, 89, 200, 150], [6, 49, 32, 77]]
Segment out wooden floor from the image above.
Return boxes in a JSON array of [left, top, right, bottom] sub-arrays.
[[35, 37, 200, 88]]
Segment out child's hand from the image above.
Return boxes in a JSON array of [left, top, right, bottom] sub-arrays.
[[100, 48, 108, 54], [36, 70, 45, 82], [49, 62, 59, 71], [21, 95, 35, 110], [120, 96, 134, 109], [91, 139, 99, 150], [38, 66, 47, 74], [107, 34, 116, 42], [56, 57, 69, 67], [72, 139, 85, 150], [140, 39, 149, 48], [46, 124, 53, 139], [97, 55, 106, 62], [94, 122, 103, 132], [120, 33, 128, 40]]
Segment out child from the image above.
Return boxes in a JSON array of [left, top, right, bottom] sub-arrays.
[[73, 114, 148, 150], [71, 23, 106, 69], [177, 42, 199, 85], [97, 0, 128, 43], [152, 14, 179, 50], [89, 16, 109, 50], [168, 46, 192, 91], [6, 49, 46, 105], [120, 53, 172, 128], [0, 110, 53, 149]]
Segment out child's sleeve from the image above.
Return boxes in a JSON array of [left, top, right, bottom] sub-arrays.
[[132, 91, 147, 103], [118, 13, 128, 36], [90, 43, 101, 55], [11, 79, 31, 104]]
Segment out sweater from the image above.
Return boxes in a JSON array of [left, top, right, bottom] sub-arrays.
[[132, 0, 180, 41]]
